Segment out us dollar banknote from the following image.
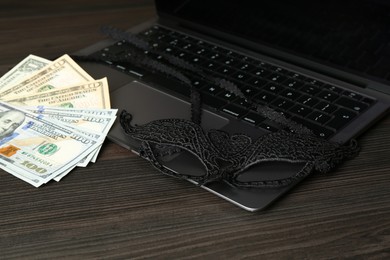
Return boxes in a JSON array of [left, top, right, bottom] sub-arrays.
[[0, 55, 51, 91], [4, 78, 111, 108], [0, 102, 105, 187], [27, 109, 116, 134], [26, 106, 118, 117], [0, 54, 94, 99], [29, 107, 117, 168]]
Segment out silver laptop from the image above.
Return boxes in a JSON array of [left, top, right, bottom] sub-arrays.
[[75, 0, 390, 211]]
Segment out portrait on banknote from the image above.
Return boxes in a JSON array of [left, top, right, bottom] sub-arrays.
[[0, 109, 26, 142]]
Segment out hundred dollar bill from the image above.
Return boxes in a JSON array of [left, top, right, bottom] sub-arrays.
[[6, 158, 78, 187], [24, 109, 109, 173], [0, 55, 51, 91], [31, 109, 116, 167], [29, 110, 116, 134], [25, 106, 118, 117], [26, 106, 117, 164], [4, 78, 111, 109], [54, 122, 108, 180], [0, 101, 105, 187], [28, 107, 117, 168], [0, 54, 94, 99], [55, 128, 103, 179]]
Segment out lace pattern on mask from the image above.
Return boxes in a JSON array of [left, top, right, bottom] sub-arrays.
[[120, 111, 359, 188]]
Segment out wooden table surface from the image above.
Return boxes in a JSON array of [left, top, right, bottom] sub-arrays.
[[0, 1, 389, 259]]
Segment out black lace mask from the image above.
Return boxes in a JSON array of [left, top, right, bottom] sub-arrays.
[[120, 110, 358, 188], [74, 26, 360, 188]]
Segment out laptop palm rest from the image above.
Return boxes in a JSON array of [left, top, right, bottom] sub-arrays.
[[108, 80, 306, 212]]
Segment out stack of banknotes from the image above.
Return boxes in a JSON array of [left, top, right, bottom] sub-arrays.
[[0, 54, 117, 187]]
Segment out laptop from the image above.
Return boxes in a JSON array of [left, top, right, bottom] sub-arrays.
[[75, 0, 390, 211]]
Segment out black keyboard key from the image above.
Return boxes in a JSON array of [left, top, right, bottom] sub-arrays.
[[222, 104, 248, 118], [315, 102, 338, 114], [149, 40, 166, 51], [250, 68, 272, 78], [300, 84, 321, 95], [326, 108, 357, 130], [251, 60, 269, 68], [291, 116, 335, 139], [335, 96, 369, 112], [304, 78, 324, 87], [194, 47, 207, 55], [163, 46, 175, 54], [182, 43, 196, 51], [191, 39, 208, 47], [242, 112, 266, 125], [259, 123, 279, 132], [266, 73, 288, 84], [297, 95, 320, 107], [105, 41, 128, 54], [270, 66, 288, 74], [221, 57, 240, 66], [235, 98, 253, 109], [248, 77, 268, 88], [176, 51, 190, 60], [290, 105, 311, 117], [317, 90, 338, 102], [307, 111, 331, 125], [202, 85, 223, 95], [254, 92, 277, 104], [232, 71, 252, 82], [282, 79, 305, 89], [191, 55, 208, 65], [240, 85, 258, 96], [218, 48, 235, 56], [192, 79, 207, 89], [342, 91, 363, 100], [323, 84, 343, 93], [208, 52, 223, 61], [263, 83, 285, 94], [273, 108, 293, 119], [239, 62, 255, 72], [215, 65, 234, 75], [143, 51, 164, 61], [287, 72, 307, 81], [203, 61, 220, 70], [280, 89, 301, 100], [272, 98, 294, 110], [218, 90, 239, 102]]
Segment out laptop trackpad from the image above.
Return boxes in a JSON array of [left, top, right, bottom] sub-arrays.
[[108, 80, 229, 149]]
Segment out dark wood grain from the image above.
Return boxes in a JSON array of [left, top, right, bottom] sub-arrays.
[[0, 1, 389, 259]]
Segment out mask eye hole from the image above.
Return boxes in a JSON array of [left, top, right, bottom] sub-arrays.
[[151, 144, 208, 179], [235, 161, 306, 184]]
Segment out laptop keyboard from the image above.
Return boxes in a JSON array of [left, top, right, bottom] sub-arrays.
[[91, 25, 376, 139]]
